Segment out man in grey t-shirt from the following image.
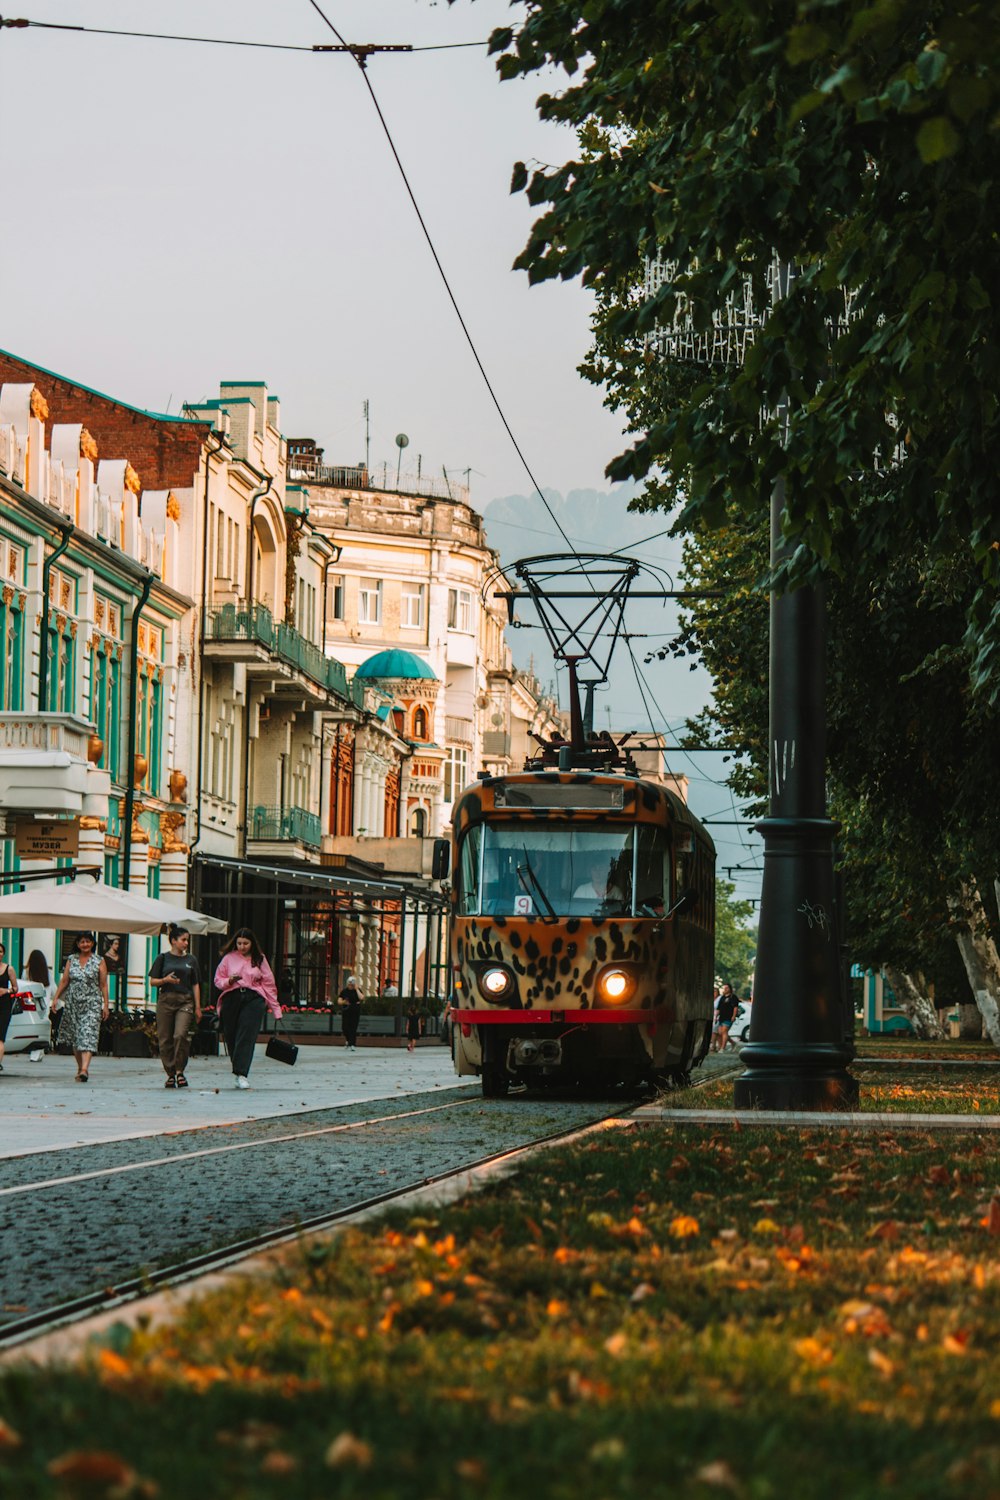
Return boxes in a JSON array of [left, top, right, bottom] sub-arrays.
[[149, 927, 203, 1088]]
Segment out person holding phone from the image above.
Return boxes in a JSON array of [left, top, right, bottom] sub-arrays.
[[213, 928, 280, 1089]]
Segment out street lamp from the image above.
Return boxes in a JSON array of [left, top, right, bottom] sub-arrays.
[[648, 253, 857, 1111]]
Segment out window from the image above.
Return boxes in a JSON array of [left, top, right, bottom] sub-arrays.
[[0, 543, 24, 711], [447, 587, 473, 633], [136, 623, 164, 793], [410, 807, 427, 838], [359, 578, 382, 624], [330, 575, 345, 620], [91, 598, 123, 780], [443, 744, 469, 803], [401, 583, 425, 630], [459, 824, 671, 919], [412, 706, 428, 740], [46, 567, 78, 713]]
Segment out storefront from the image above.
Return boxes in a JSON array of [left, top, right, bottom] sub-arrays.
[[191, 853, 449, 1011]]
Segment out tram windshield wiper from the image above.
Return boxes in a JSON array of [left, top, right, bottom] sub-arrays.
[[517, 849, 557, 921]]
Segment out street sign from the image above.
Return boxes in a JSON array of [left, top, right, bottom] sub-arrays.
[[14, 818, 80, 860]]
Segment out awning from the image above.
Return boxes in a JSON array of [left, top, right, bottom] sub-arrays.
[[193, 854, 448, 911]]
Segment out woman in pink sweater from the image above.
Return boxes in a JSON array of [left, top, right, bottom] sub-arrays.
[[213, 928, 280, 1089]]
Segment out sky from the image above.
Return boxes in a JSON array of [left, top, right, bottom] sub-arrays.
[[0, 0, 762, 910]]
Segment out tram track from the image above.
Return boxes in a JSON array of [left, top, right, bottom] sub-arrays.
[[0, 1092, 637, 1356]]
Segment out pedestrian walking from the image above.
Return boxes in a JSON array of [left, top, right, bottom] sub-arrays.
[[405, 1001, 421, 1053], [713, 983, 739, 1052], [338, 975, 363, 1050], [149, 925, 203, 1089], [213, 928, 280, 1089], [50, 932, 110, 1082], [19, 950, 54, 1060]]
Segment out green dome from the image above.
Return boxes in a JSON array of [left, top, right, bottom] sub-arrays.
[[354, 649, 437, 681]]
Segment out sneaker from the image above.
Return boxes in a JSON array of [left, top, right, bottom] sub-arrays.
[[235, 1075, 250, 1090]]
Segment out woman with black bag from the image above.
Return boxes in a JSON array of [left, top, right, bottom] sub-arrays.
[[213, 928, 281, 1089]]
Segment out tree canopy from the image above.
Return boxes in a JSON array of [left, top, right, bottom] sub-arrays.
[[491, 0, 1000, 695], [714, 879, 758, 995]]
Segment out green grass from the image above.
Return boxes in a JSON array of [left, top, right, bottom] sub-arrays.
[[3, 1122, 1000, 1498], [671, 1056, 1000, 1114]]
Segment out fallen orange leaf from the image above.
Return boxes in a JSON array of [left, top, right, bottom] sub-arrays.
[[669, 1215, 700, 1239], [0, 1418, 22, 1450], [47, 1451, 137, 1486], [97, 1349, 132, 1379], [261, 1451, 298, 1475]]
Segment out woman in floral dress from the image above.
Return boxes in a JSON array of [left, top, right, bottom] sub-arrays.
[[52, 931, 109, 1082]]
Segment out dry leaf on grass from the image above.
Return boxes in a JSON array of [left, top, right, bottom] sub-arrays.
[[0, 1418, 22, 1449], [695, 1458, 743, 1492], [324, 1432, 373, 1469]]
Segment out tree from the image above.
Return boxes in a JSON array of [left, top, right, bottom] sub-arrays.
[[490, 1, 1000, 695], [485, 0, 1000, 1040], [714, 880, 757, 996]]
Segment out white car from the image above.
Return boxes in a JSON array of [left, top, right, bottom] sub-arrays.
[[3, 984, 50, 1058], [728, 1002, 752, 1045]]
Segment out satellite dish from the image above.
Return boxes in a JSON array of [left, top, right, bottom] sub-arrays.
[[395, 433, 409, 449]]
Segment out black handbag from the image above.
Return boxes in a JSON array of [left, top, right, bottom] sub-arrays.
[[265, 1032, 298, 1066]]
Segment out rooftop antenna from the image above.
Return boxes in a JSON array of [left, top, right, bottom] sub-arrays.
[[363, 400, 370, 471], [441, 465, 454, 499], [395, 432, 408, 489]]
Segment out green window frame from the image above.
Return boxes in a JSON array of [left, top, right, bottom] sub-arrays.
[[91, 646, 122, 781], [0, 594, 24, 710]]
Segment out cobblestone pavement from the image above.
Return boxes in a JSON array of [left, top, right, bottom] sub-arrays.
[[0, 1041, 470, 1158], [0, 1045, 636, 1328]]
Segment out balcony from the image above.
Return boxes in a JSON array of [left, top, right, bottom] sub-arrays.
[[482, 730, 511, 758], [0, 712, 111, 816], [251, 804, 321, 848], [206, 602, 357, 705], [445, 716, 474, 745]]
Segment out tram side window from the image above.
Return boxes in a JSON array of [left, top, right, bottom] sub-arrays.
[[635, 825, 671, 916], [457, 827, 483, 915]]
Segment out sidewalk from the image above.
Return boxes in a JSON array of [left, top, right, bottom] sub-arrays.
[[0, 1041, 472, 1159]]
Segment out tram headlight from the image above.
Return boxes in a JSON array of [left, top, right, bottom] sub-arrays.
[[479, 966, 514, 1001], [597, 967, 635, 1004]]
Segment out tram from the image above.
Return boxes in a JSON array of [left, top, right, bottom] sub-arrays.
[[446, 765, 715, 1095]]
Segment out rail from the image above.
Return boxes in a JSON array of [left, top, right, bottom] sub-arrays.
[[208, 602, 357, 702], [251, 804, 322, 847]]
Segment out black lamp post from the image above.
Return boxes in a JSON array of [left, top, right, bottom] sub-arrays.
[[733, 468, 857, 1109]]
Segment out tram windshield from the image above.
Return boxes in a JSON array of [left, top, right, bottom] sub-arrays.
[[457, 824, 672, 918]]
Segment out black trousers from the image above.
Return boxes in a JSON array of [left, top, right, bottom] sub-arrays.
[[221, 989, 266, 1076], [342, 1008, 360, 1046]]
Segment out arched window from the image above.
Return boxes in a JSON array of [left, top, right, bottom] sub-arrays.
[[411, 807, 427, 838], [413, 706, 428, 740]]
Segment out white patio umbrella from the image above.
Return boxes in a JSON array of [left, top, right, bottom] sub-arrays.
[[0, 880, 227, 936]]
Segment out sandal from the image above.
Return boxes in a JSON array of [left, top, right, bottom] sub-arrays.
[[164, 1075, 176, 1089], [77, 1072, 89, 1083], [175, 1074, 189, 1089]]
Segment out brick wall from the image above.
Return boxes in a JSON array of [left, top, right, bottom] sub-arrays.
[[0, 351, 214, 491]]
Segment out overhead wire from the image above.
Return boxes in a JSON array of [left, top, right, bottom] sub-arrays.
[[12, 4, 719, 748], [2, 17, 487, 53], [302, 0, 585, 568]]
